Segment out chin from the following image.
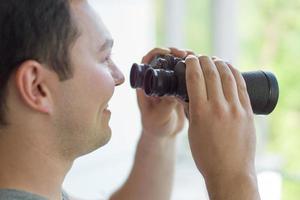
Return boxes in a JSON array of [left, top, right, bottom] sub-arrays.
[[79, 127, 112, 157], [101, 127, 112, 146], [94, 126, 112, 149]]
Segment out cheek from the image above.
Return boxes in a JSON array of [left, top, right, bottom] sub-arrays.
[[57, 67, 115, 130], [88, 67, 115, 106]]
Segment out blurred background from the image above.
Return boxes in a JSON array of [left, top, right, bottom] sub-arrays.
[[63, 0, 300, 199]]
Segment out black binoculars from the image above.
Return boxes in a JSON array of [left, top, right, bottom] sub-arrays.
[[130, 54, 279, 115]]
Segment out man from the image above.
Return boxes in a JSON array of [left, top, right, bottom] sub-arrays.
[[0, 0, 261, 200]]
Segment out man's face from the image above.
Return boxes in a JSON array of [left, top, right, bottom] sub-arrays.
[[53, 1, 124, 157]]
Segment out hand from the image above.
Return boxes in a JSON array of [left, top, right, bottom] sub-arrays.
[[136, 47, 194, 138], [185, 55, 256, 179]]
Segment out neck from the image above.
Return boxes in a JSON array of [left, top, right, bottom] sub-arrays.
[[0, 129, 73, 200]]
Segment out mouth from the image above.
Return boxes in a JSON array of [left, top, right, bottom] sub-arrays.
[[104, 104, 111, 113]]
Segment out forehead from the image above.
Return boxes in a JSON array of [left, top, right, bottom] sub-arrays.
[[70, 0, 111, 45]]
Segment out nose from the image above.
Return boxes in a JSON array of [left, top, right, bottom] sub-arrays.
[[111, 64, 125, 86]]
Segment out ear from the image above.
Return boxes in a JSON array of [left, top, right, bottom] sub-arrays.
[[15, 60, 53, 114]]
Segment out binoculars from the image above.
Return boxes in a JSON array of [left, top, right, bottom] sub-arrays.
[[130, 54, 279, 115]]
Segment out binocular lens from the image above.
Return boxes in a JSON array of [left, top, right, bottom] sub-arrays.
[[130, 63, 149, 88], [144, 69, 177, 96], [243, 71, 279, 115]]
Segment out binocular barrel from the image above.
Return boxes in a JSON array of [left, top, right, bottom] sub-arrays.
[[130, 56, 279, 115]]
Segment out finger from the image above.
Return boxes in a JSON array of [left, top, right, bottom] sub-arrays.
[[198, 55, 224, 101], [137, 90, 177, 112], [142, 47, 171, 64], [169, 47, 188, 58], [180, 101, 190, 119], [214, 59, 239, 104], [175, 96, 189, 115], [136, 88, 162, 108], [185, 50, 196, 56], [157, 96, 178, 108], [147, 96, 178, 117], [227, 63, 252, 111], [176, 103, 185, 120], [136, 88, 151, 109], [176, 103, 186, 128], [185, 55, 207, 110]]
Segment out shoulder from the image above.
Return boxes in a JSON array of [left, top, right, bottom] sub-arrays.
[[68, 197, 106, 200], [63, 190, 107, 200], [66, 194, 106, 200]]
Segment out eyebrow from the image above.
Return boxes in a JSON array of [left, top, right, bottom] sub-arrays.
[[99, 39, 114, 52]]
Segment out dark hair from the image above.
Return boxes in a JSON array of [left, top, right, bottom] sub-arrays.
[[0, 0, 79, 125]]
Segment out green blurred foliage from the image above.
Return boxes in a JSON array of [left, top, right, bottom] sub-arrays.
[[239, 0, 300, 197], [155, 0, 300, 199], [239, 0, 300, 199]]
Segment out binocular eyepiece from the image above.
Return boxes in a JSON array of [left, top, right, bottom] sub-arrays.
[[130, 54, 279, 115]]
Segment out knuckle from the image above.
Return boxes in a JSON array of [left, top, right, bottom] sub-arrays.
[[152, 47, 161, 52], [190, 111, 202, 122], [211, 101, 229, 119], [221, 73, 235, 84], [243, 104, 254, 117], [141, 56, 148, 63], [206, 69, 218, 80], [230, 67, 240, 76], [149, 47, 164, 55], [246, 109, 255, 120], [188, 68, 202, 82], [189, 106, 207, 122], [229, 105, 243, 118], [231, 105, 253, 120], [211, 101, 254, 122], [242, 110, 254, 121]]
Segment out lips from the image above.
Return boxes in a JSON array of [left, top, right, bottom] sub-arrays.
[[104, 104, 110, 111]]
